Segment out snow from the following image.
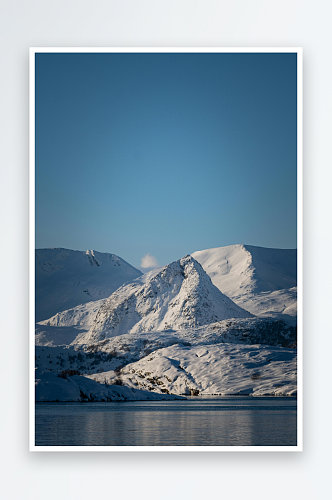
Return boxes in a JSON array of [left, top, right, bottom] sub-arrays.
[[88, 343, 297, 397], [38, 299, 104, 328], [77, 255, 252, 343], [35, 314, 296, 400], [35, 248, 142, 321], [35, 324, 87, 346], [34, 244, 297, 401], [237, 287, 297, 321], [35, 369, 185, 402], [192, 244, 297, 318]]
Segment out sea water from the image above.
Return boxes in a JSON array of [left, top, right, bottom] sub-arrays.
[[35, 396, 297, 447]]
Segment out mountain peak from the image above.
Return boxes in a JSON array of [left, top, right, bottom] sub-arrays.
[[78, 254, 252, 343], [192, 244, 296, 296], [192, 244, 297, 319]]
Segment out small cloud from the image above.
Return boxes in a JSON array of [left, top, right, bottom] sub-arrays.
[[141, 253, 158, 269]]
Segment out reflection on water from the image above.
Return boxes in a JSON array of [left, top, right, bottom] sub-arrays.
[[35, 397, 297, 447]]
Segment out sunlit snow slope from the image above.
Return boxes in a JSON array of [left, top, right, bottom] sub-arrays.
[[192, 244, 297, 318], [78, 255, 253, 343], [35, 248, 142, 321], [115, 343, 297, 397]]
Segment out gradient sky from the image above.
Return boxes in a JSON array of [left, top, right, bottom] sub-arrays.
[[35, 52, 297, 270]]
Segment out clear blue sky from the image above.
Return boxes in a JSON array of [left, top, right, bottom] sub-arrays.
[[35, 52, 297, 269]]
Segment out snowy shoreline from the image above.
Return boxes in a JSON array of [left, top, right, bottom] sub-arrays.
[[35, 393, 297, 402]]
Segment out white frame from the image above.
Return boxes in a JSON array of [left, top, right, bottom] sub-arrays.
[[29, 47, 303, 452]]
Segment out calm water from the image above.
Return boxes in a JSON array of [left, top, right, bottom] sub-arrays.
[[35, 397, 297, 447]]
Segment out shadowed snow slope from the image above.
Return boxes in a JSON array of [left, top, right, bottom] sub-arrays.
[[35, 370, 184, 402], [78, 255, 253, 343], [35, 248, 142, 321], [192, 244, 297, 318]]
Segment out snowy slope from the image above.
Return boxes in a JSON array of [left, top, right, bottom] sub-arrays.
[[35, 369, 184, 402], [35, 324, 88, 346], [192, 244, 297, 318], [36, 315, 296, 350], [37, 268, 166, 330], [77, 255, 253, 343], [35, 316, 296, 398], [237, 287, 297, 320], [38, 299, 104, 329], [35, 318, 296, 369], [91, 343, 297, 397], [35, 248, 142, 321]]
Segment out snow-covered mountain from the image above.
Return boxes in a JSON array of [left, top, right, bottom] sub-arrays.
[[77, 255, 253, 344], [34, 246, 298, 401], [35, 317, 297, 398], [35, 248, 142, 321], [192, 244, 297, 319]]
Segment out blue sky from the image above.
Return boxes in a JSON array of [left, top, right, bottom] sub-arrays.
[[35, 52, 297, 270]]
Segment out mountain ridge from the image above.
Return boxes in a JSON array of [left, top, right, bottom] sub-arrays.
[[77, 254, 252, 343], [192, 244, 297, 318]]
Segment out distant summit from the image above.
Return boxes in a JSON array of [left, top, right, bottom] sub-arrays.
[[78, 254, 252, 343], [192, 244, 297, 319], [35, 248, 142, 321]]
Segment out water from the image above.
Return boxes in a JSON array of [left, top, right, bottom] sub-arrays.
[[35, 397, 297, 447]]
